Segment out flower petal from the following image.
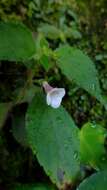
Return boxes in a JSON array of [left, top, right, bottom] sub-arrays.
[[51, 95, 62, 108], [47, 88, 65, 108], [56, 88, 65, 98], [46, 93, 51, 105]]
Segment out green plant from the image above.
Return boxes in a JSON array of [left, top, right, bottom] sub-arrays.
[[0, 19, 107, 190]]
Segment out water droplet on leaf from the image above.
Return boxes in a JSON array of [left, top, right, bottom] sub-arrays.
[[74, 151, 78, 160], [92, 84, 95, 90]]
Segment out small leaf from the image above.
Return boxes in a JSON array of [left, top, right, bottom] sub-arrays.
[[35, 34, 52, 71], [38, 24, 61, 40], [35, 34, 49, 59], [77, 170, 107, 190], [26, 91, 80, 188], [55, 45, 104, 104], [40, 54, 51, 71], [80, 122, 107, 170], [0, 22, 35, 61], [70, 28, 82, 39], [64, 26, 82, 39]]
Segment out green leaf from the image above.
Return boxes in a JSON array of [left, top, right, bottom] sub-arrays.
[[40, 54, 51, 71], [11, 183, 55, 190], [0, 102, 12, 129], [0, 22, 35, 61], [70, 28, 82, 39], [26, 91, 80, 188], [35, 34, 49, 60], [40, 54, 49, 70], [80, 122, 107, 170], [55, 45, 103, 104], [35, 34, 52, 71], [63, 25, 82, 39], [38, 24, 61, 40], [77, 170, 107, 190]]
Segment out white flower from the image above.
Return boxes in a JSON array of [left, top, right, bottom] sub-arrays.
[[43, 81, 65, 109]]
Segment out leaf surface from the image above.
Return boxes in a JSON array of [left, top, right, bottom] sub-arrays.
[[26, 91, 80, 188], [80, 122, 107, 170], [0, 22, 35, 61], [56, 45, 103, 103], [77, 171, 107, 190]]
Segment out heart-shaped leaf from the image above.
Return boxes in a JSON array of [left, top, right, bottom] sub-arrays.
[[26, 91, 80, 188], [55, 45, 104, 104]]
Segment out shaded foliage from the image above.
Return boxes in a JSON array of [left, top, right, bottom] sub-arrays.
[[0, 0, 107, 190]]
